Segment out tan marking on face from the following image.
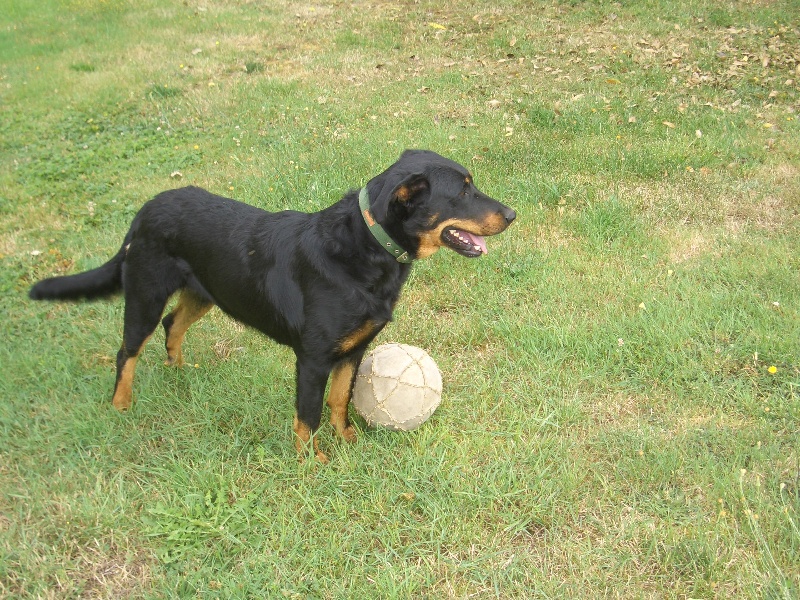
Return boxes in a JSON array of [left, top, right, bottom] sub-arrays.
[[327, 362, 357, 441], [164, 289, 213, 366], [415, 214, 510, 259], [338, 320, 379, 354]]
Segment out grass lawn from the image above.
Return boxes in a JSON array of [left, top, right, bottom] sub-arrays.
[[1, 0, 798, 597]]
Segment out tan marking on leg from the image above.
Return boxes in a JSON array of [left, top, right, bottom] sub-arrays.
[[111, 332, 154, 411], [327, 362, 357, 442], [112, 356, 138, 411], [337, 320, 378, 355], [293, 415, 329, 463], [164, 290, 212, 366]]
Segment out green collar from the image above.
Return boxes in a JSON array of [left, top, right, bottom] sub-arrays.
[[359, 188, 413, 263]]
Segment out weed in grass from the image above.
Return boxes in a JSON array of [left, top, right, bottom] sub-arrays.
[[69, 62, 96, 73], [147, 84, 183, 99]]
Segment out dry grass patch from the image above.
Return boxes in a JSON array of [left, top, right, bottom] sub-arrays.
[[51, 542, 152, 600], [667, 227, 717, 264]]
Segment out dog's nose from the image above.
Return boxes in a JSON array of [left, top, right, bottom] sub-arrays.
[[502, 207, 516, 225]]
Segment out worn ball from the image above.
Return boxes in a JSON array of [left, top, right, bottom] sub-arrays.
[[352, 343, 442, 431]]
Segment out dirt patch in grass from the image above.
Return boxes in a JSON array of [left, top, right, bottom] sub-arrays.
[[1, 521, 154, 598], [66, 543, 152, 599], [585, 391, 652, 426], [727, 193, 793, 232]]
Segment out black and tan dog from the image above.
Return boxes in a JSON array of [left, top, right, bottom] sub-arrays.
[[29, 150, 515, 461]]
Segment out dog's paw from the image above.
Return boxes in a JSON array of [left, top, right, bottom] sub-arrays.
[[340, 425, 357, 443], [164, 354, 184, 367], [297, 448, 330, 464], [111, 395, 132, 411]]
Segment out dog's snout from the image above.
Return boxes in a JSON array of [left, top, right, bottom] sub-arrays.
[[502, 207, 516, 225]]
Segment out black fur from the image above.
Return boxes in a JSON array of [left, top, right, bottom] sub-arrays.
[[29, 150, 515, 460]]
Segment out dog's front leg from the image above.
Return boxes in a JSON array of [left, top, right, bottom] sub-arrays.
[[327, 357, 361, 443], [294, 358, 330, 463]]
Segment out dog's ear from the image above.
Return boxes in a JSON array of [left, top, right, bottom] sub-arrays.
[[393, 173, 429, 204], [371, 172, 429, 221]]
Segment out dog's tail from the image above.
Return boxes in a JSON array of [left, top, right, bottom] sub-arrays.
[[29, 238, 129, 302]]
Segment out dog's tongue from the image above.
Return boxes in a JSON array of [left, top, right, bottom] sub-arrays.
[[459, 230, 488, 254]]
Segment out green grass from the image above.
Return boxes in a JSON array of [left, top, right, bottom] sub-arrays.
[[1, 0, 799, 597]]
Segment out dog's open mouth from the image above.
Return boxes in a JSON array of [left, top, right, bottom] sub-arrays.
[[441, 228, 488, 258]]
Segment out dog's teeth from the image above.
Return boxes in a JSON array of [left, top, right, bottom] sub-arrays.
[[449, 229, 456, 234], [474, 245, 481, 251]]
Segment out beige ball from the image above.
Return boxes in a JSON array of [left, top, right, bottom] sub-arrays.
[[352, 343, 442, 431]]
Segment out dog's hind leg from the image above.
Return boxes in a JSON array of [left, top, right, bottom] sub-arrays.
[[111, 254, 178, 411], [112, 297, 168, 411], [162, 288, 213, 367]]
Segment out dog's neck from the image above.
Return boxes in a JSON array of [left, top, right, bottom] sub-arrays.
[[358, 188, 413, 264]]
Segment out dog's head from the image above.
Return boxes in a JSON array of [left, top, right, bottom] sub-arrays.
[[366, 150, 516, 260]]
